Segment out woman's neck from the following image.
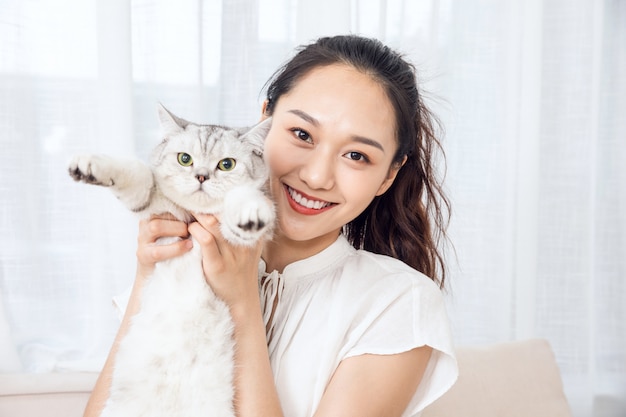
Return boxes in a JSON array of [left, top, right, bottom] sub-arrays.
[[261, 231, 341, 273]]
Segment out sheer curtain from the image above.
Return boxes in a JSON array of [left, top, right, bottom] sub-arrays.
[[0, 0, 623, 416]]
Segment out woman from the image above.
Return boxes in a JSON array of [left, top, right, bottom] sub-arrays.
[[86, 35, 457, 417]]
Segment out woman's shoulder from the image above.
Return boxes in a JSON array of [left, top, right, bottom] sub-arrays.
[[287, 234, 442, 300], [342, 246, 442, 293]]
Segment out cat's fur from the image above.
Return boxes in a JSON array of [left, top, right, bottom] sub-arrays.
[[68, 104, 274, 417]]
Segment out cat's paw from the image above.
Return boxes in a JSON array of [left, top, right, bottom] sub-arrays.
[[221, 187, 275, 246], [68, 155, 116, 187]]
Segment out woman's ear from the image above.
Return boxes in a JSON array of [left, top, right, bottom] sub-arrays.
[[260, 100, 270, 121], [375, 156, 407, 196]]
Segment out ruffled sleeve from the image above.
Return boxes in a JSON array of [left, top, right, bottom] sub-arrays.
[[341, 261, 458, 416]]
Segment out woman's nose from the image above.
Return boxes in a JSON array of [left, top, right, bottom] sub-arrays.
[[299, 148, 335, 190]]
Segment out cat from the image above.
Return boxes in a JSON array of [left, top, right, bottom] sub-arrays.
[[68, 104, 275, 417]]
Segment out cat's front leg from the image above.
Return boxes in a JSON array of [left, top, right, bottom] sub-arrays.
[[68, 154, 155, 213], [220, 185, 275, 246]]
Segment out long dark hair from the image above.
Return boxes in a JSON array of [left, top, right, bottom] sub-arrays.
[[263, 35, 451, 288]]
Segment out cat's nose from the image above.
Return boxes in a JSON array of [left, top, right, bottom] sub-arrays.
[[196, 173, 209, 183]]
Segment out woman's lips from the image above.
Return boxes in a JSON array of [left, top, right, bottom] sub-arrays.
[[284, 185, 336, 215]]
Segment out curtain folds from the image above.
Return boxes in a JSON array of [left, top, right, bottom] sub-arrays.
[[0, 1, 623, 415]]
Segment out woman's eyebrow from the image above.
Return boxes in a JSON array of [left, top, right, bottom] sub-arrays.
[[287, 109, 319, 126], [287, 109, 385, 153], [352, 136, 384, 152]]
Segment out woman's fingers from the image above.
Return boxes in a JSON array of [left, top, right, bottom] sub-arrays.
[[138, 214, 189, 245], [136, 215, 192, 275], [188, 214, 223, 268], [188, 213, 263, 306], [136, 237, 193, 265]]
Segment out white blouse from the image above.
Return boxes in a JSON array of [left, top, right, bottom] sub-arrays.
[[114, 234, 457, 416], [257, 235, 457, 417]]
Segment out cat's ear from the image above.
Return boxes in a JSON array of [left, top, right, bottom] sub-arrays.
[[157, 103, 190, 136], [244, 117, 272, 156]]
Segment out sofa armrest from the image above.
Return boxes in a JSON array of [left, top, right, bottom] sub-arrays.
[[422, 338, 572, 417], [0, 372, 98, 417]]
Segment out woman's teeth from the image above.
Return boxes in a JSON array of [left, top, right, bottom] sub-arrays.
[[288, 186, 332, 210]]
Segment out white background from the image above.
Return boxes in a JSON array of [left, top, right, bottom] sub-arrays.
[[0, 1, 624, 416]]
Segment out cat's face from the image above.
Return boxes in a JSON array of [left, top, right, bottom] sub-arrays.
[[150, 107, 270, 213]]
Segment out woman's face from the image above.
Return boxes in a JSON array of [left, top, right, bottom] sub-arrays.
[[263, 64, 402, 249]]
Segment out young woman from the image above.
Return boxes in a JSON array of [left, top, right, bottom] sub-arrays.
[[85, 35, 457, 417]]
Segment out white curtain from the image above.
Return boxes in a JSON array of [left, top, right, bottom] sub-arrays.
[[0, 0, 624, 416]]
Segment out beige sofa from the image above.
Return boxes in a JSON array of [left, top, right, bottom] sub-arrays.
[[0, 338, 572, 417]]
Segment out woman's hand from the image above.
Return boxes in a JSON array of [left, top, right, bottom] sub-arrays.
[[187, 213, 263, 312], [135, 214, 193, 281]]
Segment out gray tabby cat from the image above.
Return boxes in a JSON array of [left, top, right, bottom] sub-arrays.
[[68, 104, 274, 417]]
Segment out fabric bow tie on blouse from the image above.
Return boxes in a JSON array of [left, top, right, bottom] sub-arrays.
[[259, 269, 284, 344]]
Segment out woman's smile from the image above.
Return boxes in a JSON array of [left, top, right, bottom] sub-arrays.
[[284, 184, 337, 215]]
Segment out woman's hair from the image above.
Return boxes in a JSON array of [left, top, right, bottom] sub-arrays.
[[263, 35, 451, 288]]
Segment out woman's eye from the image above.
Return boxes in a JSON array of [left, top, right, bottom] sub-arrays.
[[291, 128, 312, 143], [217, 158, 236, 171], [177, 153, 193, 166], [344, 151, 369, 163]]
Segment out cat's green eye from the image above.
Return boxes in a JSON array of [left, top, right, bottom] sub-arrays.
[[217, 158, 236, 171], [177, 153, 193, 167]]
